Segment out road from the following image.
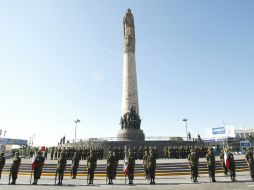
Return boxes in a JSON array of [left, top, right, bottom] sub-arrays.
[[0, 171, 254, 190]]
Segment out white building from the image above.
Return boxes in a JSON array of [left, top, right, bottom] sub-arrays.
[[235, 128, 254, 139]]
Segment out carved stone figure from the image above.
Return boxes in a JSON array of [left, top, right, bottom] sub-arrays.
[[120, 105, 141, 129], [123, 9, 135, 53]]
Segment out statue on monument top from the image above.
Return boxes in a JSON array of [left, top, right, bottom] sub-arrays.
[[120, 105, 141, 130], [123, 9, 135, 53]]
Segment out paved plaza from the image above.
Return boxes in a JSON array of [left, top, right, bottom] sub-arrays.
[[1, 172, 254, 190]]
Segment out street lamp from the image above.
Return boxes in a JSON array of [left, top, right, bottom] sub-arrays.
[[74, 119, 80, 143], [182, 118, 188, 141]]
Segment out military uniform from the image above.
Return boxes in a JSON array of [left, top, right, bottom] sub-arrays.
[[147, 150, 156, 184], [188, 149, 199, 182], [0, 152, 6, 179], [87, 150, 97, 184], [246, 147, 254, 181], [206, 148, 216, 182], [9, 152, 21, 185], [32, 151, 45, 185], [106, 151, 115, 184], [56, 152, 67, 185], [71, 152, 80, 179], [143, 150, 149, 179], [226, 148, 236, 182], [127, 150, 135, 184]]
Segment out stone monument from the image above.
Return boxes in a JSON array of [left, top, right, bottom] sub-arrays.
[[117, 9, 145, 141]]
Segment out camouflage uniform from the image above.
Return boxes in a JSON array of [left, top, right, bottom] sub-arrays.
[[9, 152, 21, 185], [106, 151, 115, 184], [56, 152, 67, 185], [206, 148, 216, 182], [127, 150, 135, 184], [143, 150, 149, 179], [147, 150, 156, 184], [32, 151, 45, 185], [227, 151, 236, 182], [71, 152, 80, 179], [87, 150, 97, 184], [188, 149, 199, 182], [245, 147, 254, 181], [0, 152, 6, 179]]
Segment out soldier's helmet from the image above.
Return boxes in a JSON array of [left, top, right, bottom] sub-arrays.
[[0, 152, 4, 156], [15, 151, 20, 155], [248, 147, 253, 151]]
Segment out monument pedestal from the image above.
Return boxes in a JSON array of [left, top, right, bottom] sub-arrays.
[[117, 128, 145, 141]]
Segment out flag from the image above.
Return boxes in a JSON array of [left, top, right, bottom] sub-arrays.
[[123, 146, 129, 175], [224, 151, 230, 169], [32, 154, 36, 170]]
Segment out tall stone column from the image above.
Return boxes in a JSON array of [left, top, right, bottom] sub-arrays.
[[117, 9, 145, 141]]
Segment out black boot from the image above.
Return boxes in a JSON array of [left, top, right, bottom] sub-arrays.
[[11, 179, 16, 185]]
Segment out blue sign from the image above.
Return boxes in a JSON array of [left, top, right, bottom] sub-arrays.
[[0, 138, 28, 145], [240, 141, 251, 147], [212, 127, 225, 135]]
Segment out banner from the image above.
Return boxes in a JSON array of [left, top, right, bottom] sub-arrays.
[[206, 126, 235, 138], [0, 138, 28, 145], [212, 127, 225, 135]]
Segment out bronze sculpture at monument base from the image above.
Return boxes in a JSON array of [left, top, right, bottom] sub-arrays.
[[117, 128, 145, 141]]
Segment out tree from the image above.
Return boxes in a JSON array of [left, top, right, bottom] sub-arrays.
[[169, 136, 184, 141]]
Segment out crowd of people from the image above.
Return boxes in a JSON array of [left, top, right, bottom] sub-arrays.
[[0, 146, 253, 186]]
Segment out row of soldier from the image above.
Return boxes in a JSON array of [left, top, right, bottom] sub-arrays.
[[0, 146, 254, 185], [164, 145, 209, 159], [35, 145, 211, 161], [49, 147, 104, 160]]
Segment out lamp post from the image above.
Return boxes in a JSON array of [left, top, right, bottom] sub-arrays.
[[182, 118, 188, 141], [74, 119, 80, 143]]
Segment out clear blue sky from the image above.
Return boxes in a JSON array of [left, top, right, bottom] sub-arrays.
[[0, 0, 253, 146]]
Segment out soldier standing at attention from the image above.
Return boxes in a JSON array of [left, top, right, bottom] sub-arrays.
[[206, 147, 216, 182], [106, 150, 115, 184], [143, 150, 149, 179], [9, 152, 21, 185], [225, 147, 237, 182], [56, 152, 67, 185], [50, 147, 54, 160], [87, 149, 97, 184], [220, 150, 228, 176], [127, 149, 135, 184], [245, 147, 254, 181], [188, 148, 199, 182], [112, 151, 118, 179], [71, 152, 80, 179], [147, 149, 156, 184], [0, 152, 6, 179], [32, 151, 44, 185]]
